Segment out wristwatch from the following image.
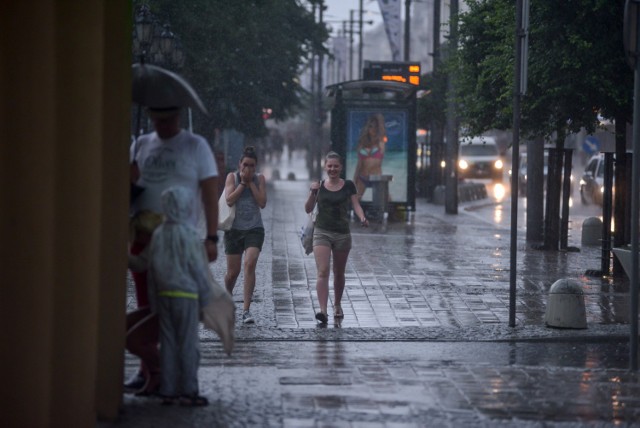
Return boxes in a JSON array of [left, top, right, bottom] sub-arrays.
[[206, 235, 219, 243]]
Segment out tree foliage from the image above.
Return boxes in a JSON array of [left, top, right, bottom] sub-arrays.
[[445, 0, 632, 141], [135, 0, 328, 139]]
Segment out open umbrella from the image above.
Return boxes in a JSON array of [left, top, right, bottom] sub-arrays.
[[132, 63, 208, 115], [130, 64, 208, 205]]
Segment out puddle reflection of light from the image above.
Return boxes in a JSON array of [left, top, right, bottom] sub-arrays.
[[494, 205, 503, 224], [493, 183, 506, 201], [609, 376, 624, 421]]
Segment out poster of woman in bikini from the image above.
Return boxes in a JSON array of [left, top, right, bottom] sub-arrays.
[[346, 109, 408, 203]]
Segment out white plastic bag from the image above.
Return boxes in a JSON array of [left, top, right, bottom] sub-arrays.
[[300, 213, 315, 255], [201, 271, 235, 355], [300, 184, 320, 255]]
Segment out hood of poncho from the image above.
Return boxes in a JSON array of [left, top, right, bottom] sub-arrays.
[[161, 186, 194, 224]]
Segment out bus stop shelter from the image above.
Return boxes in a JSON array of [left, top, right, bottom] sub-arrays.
[[326, 80, 418, 220]]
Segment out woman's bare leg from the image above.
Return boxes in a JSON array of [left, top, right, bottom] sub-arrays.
[[313, 245, 332, 314]]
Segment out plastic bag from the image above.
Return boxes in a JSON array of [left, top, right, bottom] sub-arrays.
[[201, 270, 235, 355], [300, 214, 315, 255]]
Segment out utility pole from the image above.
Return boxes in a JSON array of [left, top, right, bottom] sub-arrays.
[[328, 15, 372, 82], [426, 0, 443, 201], [349, 10, 354, 80], [509, 0, 526, 327], [316, 0, 325, 178], [359, 0, 364, 78], [444, 0, 459, 214], [404, 0, 411, 61], [309, 1, 317, 177]]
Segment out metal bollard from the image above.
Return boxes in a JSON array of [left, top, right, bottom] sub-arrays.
[[581, 217, 602, 246], [544, 279, 587, 329]]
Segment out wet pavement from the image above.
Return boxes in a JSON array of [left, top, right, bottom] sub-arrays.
[[103, 151, 640, 427]]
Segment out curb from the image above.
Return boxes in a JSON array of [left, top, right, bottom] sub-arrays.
[[200, 324, 632, 344]]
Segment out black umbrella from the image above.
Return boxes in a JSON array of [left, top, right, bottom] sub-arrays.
[[130, 64, 208, 205], [132, 63, 207, 114]]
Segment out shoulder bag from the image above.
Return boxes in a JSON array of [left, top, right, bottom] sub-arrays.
[[300, 182, 321, 255], [218, 173, 238, 231]]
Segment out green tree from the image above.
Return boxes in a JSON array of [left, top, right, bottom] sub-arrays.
[[136, 0, 328, 140], [443, 0, 632, 251], [451, 0, 632, 139]]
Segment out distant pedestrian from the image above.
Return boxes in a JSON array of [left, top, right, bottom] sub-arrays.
[[306, 151, 368, 324], [223, 146, 267, 324], [148, 186, 213, 406]]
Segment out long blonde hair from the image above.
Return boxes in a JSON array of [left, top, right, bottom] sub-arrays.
[[356, 113, 386, 149]]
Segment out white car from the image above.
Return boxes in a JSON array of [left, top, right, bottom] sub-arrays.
[[458, 136, 503, 182]]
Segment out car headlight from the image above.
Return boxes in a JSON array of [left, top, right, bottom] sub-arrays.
[[600, 186, 604, 194], [494, 159, 503, 169], [459, 159, 468, 170], [579, 179, 586, 186]]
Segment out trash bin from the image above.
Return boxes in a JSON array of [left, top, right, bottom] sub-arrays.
[[581, 216, 602, 246], [544, 279, 587, 329]]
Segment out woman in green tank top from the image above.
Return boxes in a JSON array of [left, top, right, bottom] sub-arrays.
[[305, 151, 369, 324]]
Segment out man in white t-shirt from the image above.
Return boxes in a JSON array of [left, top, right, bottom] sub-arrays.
[[126, 107, 219, 394], [131, 107, 219, 261]]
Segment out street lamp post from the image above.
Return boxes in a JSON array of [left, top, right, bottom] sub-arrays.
[[132, 5, 186, 135], [134, 4, 154, 63]]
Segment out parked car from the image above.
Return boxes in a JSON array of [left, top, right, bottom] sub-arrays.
[[517, 151, 574, 198], [516, 153, 541, 197], [580, 153, 605, 206], [458, 136, 503, 181]]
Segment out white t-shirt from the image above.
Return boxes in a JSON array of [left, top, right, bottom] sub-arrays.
[[131, 129, 218, 230]]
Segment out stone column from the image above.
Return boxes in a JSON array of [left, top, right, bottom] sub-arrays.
[[0, 1, 130, 426]]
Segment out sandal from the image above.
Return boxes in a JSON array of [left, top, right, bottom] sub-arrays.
[[334, 305, 344, 318], [315, 312, 328, 324], [180, 395, 209, 407]]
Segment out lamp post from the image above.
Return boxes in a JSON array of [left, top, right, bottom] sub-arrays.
[[132, 4, 186, 135], [132, 6, 184, 71], [133, 4, 154, 64]]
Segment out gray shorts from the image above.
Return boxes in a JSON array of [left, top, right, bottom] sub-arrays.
[[313, 227, 352, 252]]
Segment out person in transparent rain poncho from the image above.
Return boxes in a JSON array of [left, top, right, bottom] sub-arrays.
[[147, 186, 213, 406]]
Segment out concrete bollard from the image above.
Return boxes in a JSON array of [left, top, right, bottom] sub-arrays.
[[544, 279, 587, 329], [433, 185, 445, 205], [581, 217, 602, 246]]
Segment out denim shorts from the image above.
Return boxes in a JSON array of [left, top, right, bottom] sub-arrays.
[[313, 227, 352, 252], [224, 227, 265, 255]]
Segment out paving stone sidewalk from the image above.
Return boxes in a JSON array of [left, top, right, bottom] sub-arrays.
[[111, 152, 639, 427]]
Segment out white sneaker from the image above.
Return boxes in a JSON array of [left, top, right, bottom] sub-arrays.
[[242, 310, 255, 324]]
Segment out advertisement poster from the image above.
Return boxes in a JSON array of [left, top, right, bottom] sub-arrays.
[[346, 109, 408, 203]]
